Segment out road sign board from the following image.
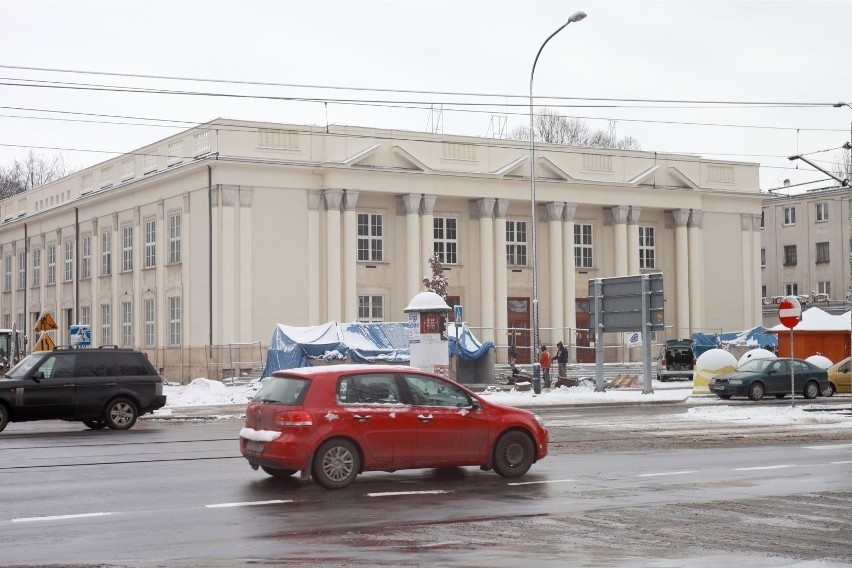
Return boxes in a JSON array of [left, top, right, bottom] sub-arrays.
[[778, 296, 802, 328], [70, 325, 92, 347], [588, 273, 665, 332]]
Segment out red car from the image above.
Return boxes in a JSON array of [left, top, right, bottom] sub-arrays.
[[240, 364, 548, 489]]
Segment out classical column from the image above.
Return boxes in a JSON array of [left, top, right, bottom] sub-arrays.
[[688, 209, 704, 332], [612, 205, 629, 276], [740, 213, 753, 329], [628, 206, 642, 275], [546, 202, 565, 346], [420, 195, 437, 269], [562, 203, 577, 346], [672, 209, 690, 337], [238, 188, 253, 341], [342, 190, 359, 323], [751, 214, 762, 326], [324, 189, 344, 322], [400, 193, 422, 301], [474, 198, 495, 343], [307, 191, 322, 325], [494, 199, 509, 358]]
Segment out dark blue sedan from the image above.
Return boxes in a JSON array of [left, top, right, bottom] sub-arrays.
[[708, 358, 831, 401]]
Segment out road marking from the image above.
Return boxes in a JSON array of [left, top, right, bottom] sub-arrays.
[[734, 465, 797, 471], [830, 461, 852, 465], [13, 512, 113, 523], [802, 444, 852, 450], [367, 490, 450, 497], [206, 500, 293, 508], [508, 479, 575, 486], [638, 470, 698, 478]]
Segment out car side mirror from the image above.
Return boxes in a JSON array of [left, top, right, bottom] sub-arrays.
[[470, 399, 482, 412], [31, 370, 45, 382]]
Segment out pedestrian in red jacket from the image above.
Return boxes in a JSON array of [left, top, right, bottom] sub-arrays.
[[539, 345, 552, 389]]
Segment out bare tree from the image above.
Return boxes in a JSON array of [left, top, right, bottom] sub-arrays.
[[511, 108, 641, 150], [0, 150, 72, 199], [831, 148, 851, 183]]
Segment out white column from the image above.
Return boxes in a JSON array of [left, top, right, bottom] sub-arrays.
[[494, 199, 509, 360], [740, 213, 753, 329], [688, 210, 704, 332], [475, 198, 495, 343], [673, 209, 690, 337], [751, 214, 763, 326], [612, 205, 629, 276], [420, 195, 437, 271], [307, 191, 322, 325], [239, 188, 253, 341], [110, 213, 120, 342], [324, 189, 343, 322], [401, 193, 422, 301], [562, 203, 577, 348], [342, 190, 359, 323], [628, 206, 642, 276], [546, 202, 564, 346]]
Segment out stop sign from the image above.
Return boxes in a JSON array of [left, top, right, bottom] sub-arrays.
[[778, 296, 802, 328]]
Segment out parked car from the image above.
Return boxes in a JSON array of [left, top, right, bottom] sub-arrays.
[[826, 357, 851, 395], [240, 364, 549, 489], [708, 358, 831, 401], [0, 347, 167, 433], [657, 339, 696, 381]]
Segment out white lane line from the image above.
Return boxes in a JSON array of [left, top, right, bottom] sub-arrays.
[[13, 512, 113, 523], [206, 500, 293, 508], [802, 444, 852, 450], [367, 490, 450, 497], [830, 461, 852, 465], [638, 470, 698, 478], [508, 479, 575, 486], [735, 465, 797, 471]]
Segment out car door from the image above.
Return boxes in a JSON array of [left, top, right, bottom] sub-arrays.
[[20, 353, 77, 419], [74, 352, 117, 417], [335, 373, 416, 470], [763, 360, 789, 394], [400, 373, 490, 467]]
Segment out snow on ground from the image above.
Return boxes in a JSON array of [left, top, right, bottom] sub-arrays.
[[163, 378, 260, 406], [678, 405, 852, 426]]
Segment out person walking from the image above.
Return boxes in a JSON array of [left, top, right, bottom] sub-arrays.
[[539, 345, 552, 389], [555, 341, 569, 380]]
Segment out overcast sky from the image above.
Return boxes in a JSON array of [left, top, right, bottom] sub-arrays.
[[1, 0, 850, 192]]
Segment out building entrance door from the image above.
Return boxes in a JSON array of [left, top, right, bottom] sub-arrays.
[[507, 298, 531, 364], [575, 298, 595, 363]]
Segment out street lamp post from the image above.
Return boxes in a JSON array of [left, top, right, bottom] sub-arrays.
[[529, 11, 586, 393], [834, 103, 852, 310]]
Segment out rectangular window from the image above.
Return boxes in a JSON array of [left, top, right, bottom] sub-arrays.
[[81, 235, 91, 279], [101, 303, 111, 346], [169, 213, 182, 264], [168, 296, 181, 346], [357, 295, 384, 322], [575, 223, 593, 268], [144, 299, 155, 347], [17, 252, 25, 290], [121, 301, 132, 348], [357, 213, 383, 262], [783, 206, 796, 226], [815, 202, 828, 222], [4, 255, 11, 292], [32, 249, 41, 287], [784, 283, 798, 296], [760, 210, 765, 229], [120, 158, 134, 180], [433, 217, 458, 264], [2, 314, 9, 329], [167, 141, 183, 165], [506, 220, 527, 266], [761, 285, 767, 298], [143, 153, 157, 173], [638, 226, 655, 269], [144, 219, 156, 268], [760, 248, 766, 267], [816, 242, 829, 263], [64, 240, 73, 282], [783, 245, 797, 266], [101, 231, 112, 276], [80, 305, 91, 326], [122, 226, 133, 272], [817, 281, 830, 296], [47, 244, 56, 285], [100, 166, 113, 187]]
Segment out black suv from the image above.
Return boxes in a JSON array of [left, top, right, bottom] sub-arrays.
[[0, 347, 166, 433]]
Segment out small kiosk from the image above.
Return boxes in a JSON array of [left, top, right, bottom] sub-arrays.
[[404, 292, 451, 378]]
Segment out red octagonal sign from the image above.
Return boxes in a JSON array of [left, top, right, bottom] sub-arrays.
[[778, 295, 802, 328]]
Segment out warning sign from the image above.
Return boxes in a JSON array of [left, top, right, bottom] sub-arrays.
[[33, 332, 56, 352], [34, 311, 58, 332]]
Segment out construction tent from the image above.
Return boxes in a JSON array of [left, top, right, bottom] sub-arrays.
[[691, 326, 778, 358]]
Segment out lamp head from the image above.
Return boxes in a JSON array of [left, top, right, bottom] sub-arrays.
[[568, 11, 587, 23]]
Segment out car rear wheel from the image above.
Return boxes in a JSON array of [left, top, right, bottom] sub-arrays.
[[83, 419, 107, 430], [492, 430, 535, 478], [803, 381, 819, 400], [261, 466, 298, 478], [822, 382, 836, 397], [104, 398, 138, 430], [0, 404, 8, 433], [747, 382, 765, 401], [312, 439, 360, 489]]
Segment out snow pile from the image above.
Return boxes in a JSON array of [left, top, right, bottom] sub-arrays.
[[678, 405, 852, 426], [805, 355, 833, 369], [164, 378, 258, 407], [480, 383, 690, 406], [768, 307, 851, 332], [737, 348, 776, 367]]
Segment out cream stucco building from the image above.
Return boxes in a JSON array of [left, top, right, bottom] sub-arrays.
[[0, 120, 763, 381]]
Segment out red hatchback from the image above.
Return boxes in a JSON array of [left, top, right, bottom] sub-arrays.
[[240, 364, 548, 489]]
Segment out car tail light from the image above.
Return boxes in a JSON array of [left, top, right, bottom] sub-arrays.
[[274, 410, 314, 427], [661, 359, 668, 368]]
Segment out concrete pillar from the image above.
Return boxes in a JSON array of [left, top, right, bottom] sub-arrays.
[[562, 203, 577, 349], [420, 195, 437, 271], [628, 206, 642, 275], [612, 205, 629, 276], [751, 214, 763, 326], [475, 198, 495, 343], [324, 189, 344, 322], [546, 202, 564, 346], [342, 190, 359, 323], [401, 193, 422, 301], [672, 209, 690, 337], [741, 213, 753, 329], [307, 191, 322, 325], [494, 199, 509, 360], [239, 188, 253, 341], [688, 210, 704, 332]]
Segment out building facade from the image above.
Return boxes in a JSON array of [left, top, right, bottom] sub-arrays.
[[0, 120, 763, 381], [760, 186, 851, 326]]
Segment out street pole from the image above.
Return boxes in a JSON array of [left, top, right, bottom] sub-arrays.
[[529, 10, 586, 395]]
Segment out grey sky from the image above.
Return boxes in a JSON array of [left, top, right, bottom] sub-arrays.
[[1, 0, 850, 191]]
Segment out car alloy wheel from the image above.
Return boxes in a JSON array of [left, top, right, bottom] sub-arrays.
[[105, 398, 138, 430], [0, 404, 8, 433], [747, 382, 765, 401], [803, 381, 820, 400], [313, 439, 360, 489], [492, 430, 535, 478], [822, 382, 836, 397]]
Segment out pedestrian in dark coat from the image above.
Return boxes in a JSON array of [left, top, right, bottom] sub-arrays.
[[555, 341, 569, 379]]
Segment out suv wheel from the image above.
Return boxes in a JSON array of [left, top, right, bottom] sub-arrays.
[[492, 430, 535, 478], [312, 439, 360, 489], [0, 404, 8, 433], [83, 419, 107, 430], [105, 398, 138, 430]]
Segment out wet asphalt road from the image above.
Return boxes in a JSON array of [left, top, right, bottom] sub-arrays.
[[0, 404, 850, 567]]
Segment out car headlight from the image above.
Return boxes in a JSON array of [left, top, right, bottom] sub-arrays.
[[728, 379, 742, 385]]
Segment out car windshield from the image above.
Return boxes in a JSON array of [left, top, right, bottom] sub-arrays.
[[737, 359, 776, 373], [4, 353, 49, 379], [253, 376, 310, 405]]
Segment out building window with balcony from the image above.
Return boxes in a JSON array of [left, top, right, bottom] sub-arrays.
[[144, 299, 155, 347], [433, 217, 458, 264], [638, 226, 655, 269], [144, 219, 156, 268], [32, 249, 41, 287], [783, 206, 796, 226], [784, 283, 798, 296], [506, 220, 527, 266], [815, 242, 830, 264], [357, 295, 384, 322], [357, 213, 383, 262], [47, 244, 56, 285], [815, 202, 828, 222], [81, 235, 91, 279], [121, 226, 133, 272], [101, 231, 112, 276], [783, 245, 797, 266], [575, 223, 593, 268]]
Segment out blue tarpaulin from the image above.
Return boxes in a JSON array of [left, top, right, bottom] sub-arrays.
[[448, 323, 495, 361], [691, 326, 778, 358]]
